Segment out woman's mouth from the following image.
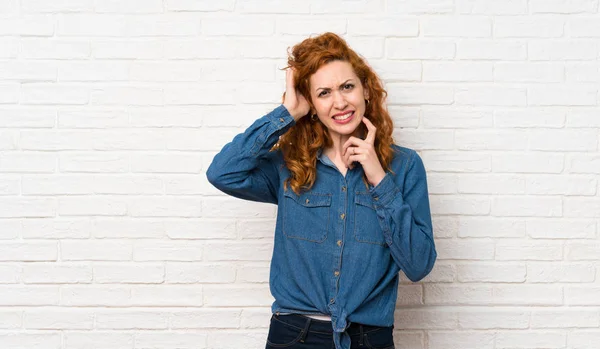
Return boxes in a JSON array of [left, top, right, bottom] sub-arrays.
[[332, 111, 354, 124]]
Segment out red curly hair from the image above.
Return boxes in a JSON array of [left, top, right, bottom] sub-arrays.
[[273, 32, 396, 194]]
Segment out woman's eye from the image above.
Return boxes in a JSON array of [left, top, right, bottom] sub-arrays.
[[343, 84, 354, 90], [318, 91, 329, 97]]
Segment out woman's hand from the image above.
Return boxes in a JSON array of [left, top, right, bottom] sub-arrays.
[[283, 68, 310, 121], [342, 117, 386, 187]]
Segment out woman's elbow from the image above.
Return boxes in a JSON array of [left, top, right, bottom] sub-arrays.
[[405, 244, 437, 282]]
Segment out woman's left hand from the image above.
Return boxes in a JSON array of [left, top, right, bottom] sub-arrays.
[[342, 117, 386, 187]]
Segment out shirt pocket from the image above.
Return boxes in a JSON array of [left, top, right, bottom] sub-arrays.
[[354, 192, 386, 246], [283, 190, 332, 243]]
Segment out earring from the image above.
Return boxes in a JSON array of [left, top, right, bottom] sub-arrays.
[[311, 114, 318, 121], [365, 99, 370, 105]]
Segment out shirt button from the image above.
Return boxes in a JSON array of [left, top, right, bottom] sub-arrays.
[[279, 117, 284, 122], [330, 298, 335, 304], [337, 240, 342, 246], [374, 196, 379, 201], [334, 271, 340, 276], [342, 186, 346, 192], [340, 213, 345, 220], [305, 198, 310, 204]]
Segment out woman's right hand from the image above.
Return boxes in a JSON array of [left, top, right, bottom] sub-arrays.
[[283, 68, 310, 121]]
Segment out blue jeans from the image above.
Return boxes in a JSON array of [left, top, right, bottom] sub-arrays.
[[265, 314, 395, 349]]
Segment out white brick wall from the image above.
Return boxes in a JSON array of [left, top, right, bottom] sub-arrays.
[[0, 1, 598, 348]]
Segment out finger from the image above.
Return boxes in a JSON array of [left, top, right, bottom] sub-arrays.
[[362, 117, 377, 144], [343, 136, 368, 153], [285, 68, 294, 93]]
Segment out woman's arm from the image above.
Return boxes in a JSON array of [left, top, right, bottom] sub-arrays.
[[370, 150, 437, 282], [206, 105, 295, 204]]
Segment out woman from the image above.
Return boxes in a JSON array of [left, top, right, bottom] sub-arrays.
[[207, 32, 436, 349]]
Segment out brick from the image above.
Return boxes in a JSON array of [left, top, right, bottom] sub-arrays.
[[458, 263, 526, 282], [564, 198, 600, 218], [58, 110, 128, 129], [64, 332, 133, 349], [167, 219, 236, 239], [495, 17, 564, 37], [165, 85, 235, 105], [418, 262, 456, 283], [393, 331, 424, 349], [21, 0, 93, 12], [240, 308, 271, 329], [135, 332, 208, 349], [526, 175, 596, 195], [344, 36, 385, 59], [0, 38, 17, 58], [0, 286, 59, 305], [456, 130, 528, 150], [425, 285, 492, 305], [277, 18, 346, 35], [427, 173, 458, 195], [59, 152, 128, 173], [496, 240, 563, 260], [528, 219, 596, 239], [165, 39, 237, 59], [492, 153, 564, 174], [423, 108, 493, 128], [349, 17, 418, 37], [58, 61, 129, 81], [133, 240, 203, 261], [566, 63, 600, 83], [203, 17, 274, 36], [423, 17, 491, 37], [388, 39, 455, 60], [0, 310, 21, 329], [457, 0, 528, 14], [494, 62, 564, 82], [424, 62, 492, 82], [458, 40, 526, 60], [393, 129, 454, 150], [0, 197, 56, 217], [435, 239, 495, 260], [493, 196, 563, 217], [0, 333, 61, 349], [458, 174, 525, 194], [569, 154, 600, 174], [431, 194, 491, 215], [236, 0, 307, 13], [58, 197, 128, 216], [94, 263, 164, 283], [396, 284, 423, 306], [0, 61, 57, 81], [61, 285, 131, 306], [91, 86, 163, 106], [61, 240, 132, 261], [95, 0, 162, 13], [458, 309, 529, 329], [529, 86, 598, 106], [237, 263, 270, 283], [166, 262, 235, 283], [570, 17, 600, 37], [130, 14, 203, 36], [428, 331, 494, 349], [23, 263, 92, 284], [21, 84, 89, 105], [0, 15, 54, 36], [131, 285, 203, 306], [0, 109, 55, 128], [0, 264, 20, 283], [456, 87, 527, 106], [395, 309, 457, 329], [129, 197, 202, 218], [530, 0, 599, 13], [387, 84, 454, 105], [0, 242, 57, 261], [494, 109, 565, 128], [0, 84, 18, 103], [24, 309, 93, 329], [92, 218, 166, 239], [96, 310, 169, 329], [529, 40, 598, 60], [569, 331, 600, 348], [204, 285, 271, 306], [566, 242, 600, 260], [21, 38, 90, 59], [202, 197, 275, 218], [423, 152, 491, 172], [93, 39, 163, 59], [166, 0, 235, 11], [527, 262, 595, 282], [312, 0, 385, 14], [566, 287, 600, 305], [387, 0, 453, 14], [208, 332, 265, 349], [496, 331, 567, 348], [171, 309, 241, 329], [459, 217, 526, 238], [493, 285, 563, 305]]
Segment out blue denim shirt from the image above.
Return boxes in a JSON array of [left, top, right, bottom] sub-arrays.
[[207, 105, 436, 349]]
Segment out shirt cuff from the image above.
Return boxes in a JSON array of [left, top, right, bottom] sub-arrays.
[[267, 104, 296, 131], [369, 172, 401, 208]]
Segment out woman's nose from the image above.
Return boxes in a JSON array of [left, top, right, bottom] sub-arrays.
[[332, 91, 347, 109]]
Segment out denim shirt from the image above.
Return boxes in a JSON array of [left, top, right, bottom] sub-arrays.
[[207, 105, 437, 349]]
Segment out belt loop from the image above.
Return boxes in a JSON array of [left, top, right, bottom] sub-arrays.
[[359, 324, 364, 346], [299, 317, 311, 343]]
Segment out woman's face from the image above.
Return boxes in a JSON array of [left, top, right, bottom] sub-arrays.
[[309, 60, 369, 139]]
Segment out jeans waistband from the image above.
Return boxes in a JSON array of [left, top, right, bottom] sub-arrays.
[[272, 313, 391, 336]]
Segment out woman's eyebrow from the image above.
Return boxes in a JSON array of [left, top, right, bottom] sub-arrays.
[[315, 79, 354, 92]]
